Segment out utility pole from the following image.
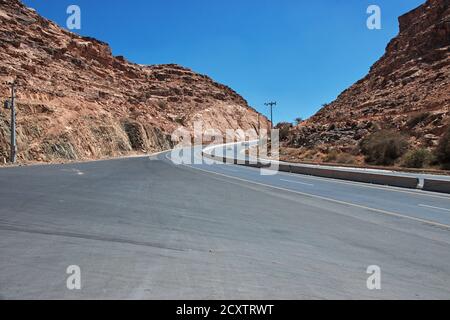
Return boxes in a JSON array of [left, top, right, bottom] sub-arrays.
[[257, 113, 260, 136], [264, 101, 277, 157], [3, 80, 17, 163], [264, 101, 277, 129]]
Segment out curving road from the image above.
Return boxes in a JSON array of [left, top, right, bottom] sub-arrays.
[[0, 144, 450, 299]]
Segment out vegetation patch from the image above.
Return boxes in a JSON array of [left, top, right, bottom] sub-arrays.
[[436, 126, 450, 169], [359, 130, 408, 165], [406, 112, 430, 129], [324, 149, 355, 165], [401, 148, 432, 168], [275, 122, 293, 141]]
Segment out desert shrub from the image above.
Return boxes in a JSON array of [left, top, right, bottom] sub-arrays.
[[335, 153, 356, 165], [436, 126, 450, 169], [406, 112, 430, 129], [275, 122, 293, 141], [324, 149, 338, 162], [324, 150, 355, 164], [359, 130, 409, 165], [157, 100, 167, 110], [301, 148, 318, 161], [175, 117, 185, 125], [294, 117, 303, 125], [401, 148, 432, 168]]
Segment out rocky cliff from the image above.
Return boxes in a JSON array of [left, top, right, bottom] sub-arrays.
[[286, 0, 449, 164], [0, 0, 269, 163]]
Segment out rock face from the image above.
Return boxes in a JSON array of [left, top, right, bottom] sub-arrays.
[[287, 0, 449, 154], [0, 0, 269, 163]]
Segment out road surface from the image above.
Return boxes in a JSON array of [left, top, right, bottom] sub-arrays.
[[0, 145, 450, 299]]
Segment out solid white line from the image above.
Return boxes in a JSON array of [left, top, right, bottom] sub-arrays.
[[275, 170, 450, 200], [419, 204, 450, 213], [182, 163, 450, 230], [279, 178, 314, 187], [170, 148, 450, 201]]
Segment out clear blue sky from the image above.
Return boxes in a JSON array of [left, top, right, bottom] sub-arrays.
[[22, 0, 424, 124]]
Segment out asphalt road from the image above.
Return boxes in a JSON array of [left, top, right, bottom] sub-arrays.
[[1, 146, 450, 299]]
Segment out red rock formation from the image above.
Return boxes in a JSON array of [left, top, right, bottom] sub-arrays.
[[287, 0, 449, 156], [0, 0, 269, 163]]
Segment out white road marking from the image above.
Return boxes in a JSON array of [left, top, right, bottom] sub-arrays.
[[201, 147, 450, 201], [276, 170, 450, 201], [182, 162, 450, 230], [419, 204, 450, 212], [61, 168, 84, 175], [279, 179, 314, 187], [167, 150, 450, 202]]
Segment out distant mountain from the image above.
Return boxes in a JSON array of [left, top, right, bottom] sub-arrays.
[[285, 0, 449, 166], [0, 0, 269, 163]]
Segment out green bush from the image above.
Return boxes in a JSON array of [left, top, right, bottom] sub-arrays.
[[401, 148, 432, 168], [360, 130, 409, 165], [436, 126, 450, 168]]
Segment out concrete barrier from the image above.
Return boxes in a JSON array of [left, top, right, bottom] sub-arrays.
[[204, 153, 260, 168], [423, 179, 450, 194], [288, 164, 418, 189], [278, 164, 291, 173], [204, 151, 419, 190], [203, 152, 223, 163], [230, 157, 261, 168]]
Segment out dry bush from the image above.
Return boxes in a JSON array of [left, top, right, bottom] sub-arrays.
[[359, 130, 409, 165], [436, 126, 450, 169], [324, 149, 338, 162], [406, 112, 430, 129], [157, 100, 167, 110], [324, 149, 355, 164], [335, 153, 356, 165], [275, 122, 293, 141], [401, 148, 432, 168]]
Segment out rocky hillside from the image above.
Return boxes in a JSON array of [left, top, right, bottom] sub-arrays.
[[0, 0, 269, 163], [285, 0, 449, 165]]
